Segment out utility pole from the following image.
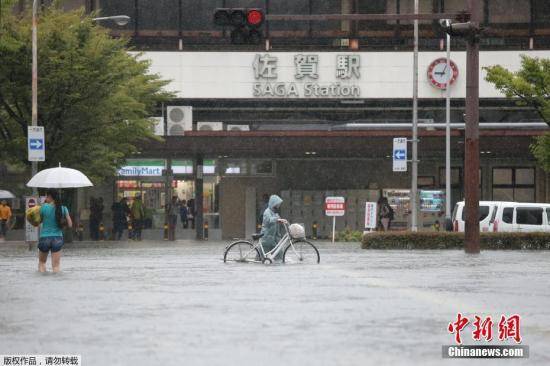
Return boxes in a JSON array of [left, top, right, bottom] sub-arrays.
[[31, 0, 38, 196], [411, 0, 419, 232], [464, 0, 481, 253], [445, 21, 452, 230]]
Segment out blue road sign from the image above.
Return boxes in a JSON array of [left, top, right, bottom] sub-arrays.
[[394, 149, 406, 160], [29, 139, 43, 150]]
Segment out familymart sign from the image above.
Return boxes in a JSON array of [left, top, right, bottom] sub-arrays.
[[117, 159, 216, 176], [117, 159, 164, 177]]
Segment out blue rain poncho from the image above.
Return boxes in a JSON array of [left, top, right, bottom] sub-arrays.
[[260, 195, 283, 252]]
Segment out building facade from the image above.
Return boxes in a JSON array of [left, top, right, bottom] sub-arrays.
[[5, 1, 550, 240]]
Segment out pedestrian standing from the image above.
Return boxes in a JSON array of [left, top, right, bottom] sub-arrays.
[[187, 198, 195, 229], [111, 197, 130, 240], [38, 189, 72, 273], [179, 199, 189, 229], [379, 197, 394, 232], [0, 200, 12, 239], [89, 197, 104, 240], [131, 194, 145, 241], [167, 195, 179, 240]]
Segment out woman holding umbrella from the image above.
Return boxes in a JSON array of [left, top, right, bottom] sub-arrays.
[[38, 189, 72, 273], [27, 163, 92, 273]]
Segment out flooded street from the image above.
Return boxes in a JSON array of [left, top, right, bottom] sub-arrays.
[[1, 241, 549, 366]]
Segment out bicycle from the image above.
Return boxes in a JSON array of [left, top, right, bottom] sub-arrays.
[[223, 221, 320, 264]]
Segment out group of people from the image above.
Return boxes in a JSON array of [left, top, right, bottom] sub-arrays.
[[111, 194, 146, 241], [167, 196, 196, 230]]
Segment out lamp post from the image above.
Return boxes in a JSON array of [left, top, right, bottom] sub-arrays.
[[30, 0, 129, 189]]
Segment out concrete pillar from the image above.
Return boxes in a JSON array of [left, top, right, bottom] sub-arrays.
[[195, 155, 204, 240]]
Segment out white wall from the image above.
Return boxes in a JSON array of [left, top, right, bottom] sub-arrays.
[[140, 50, 550, 99]]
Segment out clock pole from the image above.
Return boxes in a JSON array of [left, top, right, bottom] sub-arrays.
[[445, 23, 452, 231]]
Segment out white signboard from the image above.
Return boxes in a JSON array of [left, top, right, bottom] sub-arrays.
[[28, 126, 45, 162], [364, 202, 378, 230], [25, 196, 39, 242], [393, 137, 407, 172], [325, 196, 346, 217]]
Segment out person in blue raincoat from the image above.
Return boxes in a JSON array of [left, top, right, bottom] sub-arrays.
[[260, 194, 287, 254]]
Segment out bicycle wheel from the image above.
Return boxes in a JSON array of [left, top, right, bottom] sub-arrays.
[[283, 240, 320, 264], [224, 241, 261, 263]]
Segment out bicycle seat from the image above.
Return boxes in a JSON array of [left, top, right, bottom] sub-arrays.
[[252, 233, 264, 240]]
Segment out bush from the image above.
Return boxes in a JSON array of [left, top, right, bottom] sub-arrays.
[[335, 227, 364, 242], [362, 232, 550, 250]]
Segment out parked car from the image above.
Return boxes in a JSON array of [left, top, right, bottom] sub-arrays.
[[452, 201, 550, 233]]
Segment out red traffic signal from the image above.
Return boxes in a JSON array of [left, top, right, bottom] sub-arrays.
[[213, 8, 264, 45], [246, 9, 264, 27]]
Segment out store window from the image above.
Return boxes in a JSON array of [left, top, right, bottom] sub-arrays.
[[492, 168, 535, 202]]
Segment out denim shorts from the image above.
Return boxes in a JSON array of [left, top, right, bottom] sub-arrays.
[[38, 236, 64, 253]]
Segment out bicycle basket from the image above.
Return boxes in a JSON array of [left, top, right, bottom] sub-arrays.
[[288, 223, 305, 239]]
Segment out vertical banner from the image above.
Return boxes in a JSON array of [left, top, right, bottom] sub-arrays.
[[364, 202, 378, 230]]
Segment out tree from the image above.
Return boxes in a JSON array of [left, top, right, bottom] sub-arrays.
[[0, 3, 172, 183], [485, 55, 550, 171]]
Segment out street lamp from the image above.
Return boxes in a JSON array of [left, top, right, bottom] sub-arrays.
[[92, 15, 131, 26]]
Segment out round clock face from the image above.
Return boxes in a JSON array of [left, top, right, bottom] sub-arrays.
[[427, 58, 459, 89]]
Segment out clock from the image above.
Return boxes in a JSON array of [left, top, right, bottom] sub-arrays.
[[427, 58, 459, 90]]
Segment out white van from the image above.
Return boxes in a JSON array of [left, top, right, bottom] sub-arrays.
[[452, 201, 550, 233]]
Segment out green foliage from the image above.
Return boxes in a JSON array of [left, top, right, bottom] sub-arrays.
[[335, 227, 364, 242], [362, 231, 550, 250], [0, 4, 172, 183], [484, 55, 550, 171]]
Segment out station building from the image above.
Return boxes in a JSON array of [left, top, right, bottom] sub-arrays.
[[5, 0, 550, 239]]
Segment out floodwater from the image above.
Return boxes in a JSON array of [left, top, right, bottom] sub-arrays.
[[1, 241, 549, 366]]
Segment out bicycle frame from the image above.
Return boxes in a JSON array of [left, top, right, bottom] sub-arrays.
[[255, 222, 297, 261]]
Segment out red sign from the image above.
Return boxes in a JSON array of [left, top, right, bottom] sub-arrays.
[[448, 313, 522, 344], [325, 196, 345, 216]]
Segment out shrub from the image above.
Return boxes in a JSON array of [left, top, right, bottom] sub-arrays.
[[335, 227, 364, 242], [362, 232, 550, 250]]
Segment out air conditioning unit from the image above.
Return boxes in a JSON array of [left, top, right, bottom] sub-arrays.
[[197, 122, 223, 131], [227, 124, 250, 131], [151, 117, 164, 136], [167, 106, 192, 136]]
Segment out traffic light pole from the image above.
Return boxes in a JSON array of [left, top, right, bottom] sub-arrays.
[[464, 0, 481, 253], [411, 0, 419, 232]]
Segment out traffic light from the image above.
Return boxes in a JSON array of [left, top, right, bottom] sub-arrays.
[[214, 8, 264, 45]]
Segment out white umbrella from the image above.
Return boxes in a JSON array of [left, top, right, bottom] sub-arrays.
[[0, 190, 16, 199], [27, 164, 93, 188]]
